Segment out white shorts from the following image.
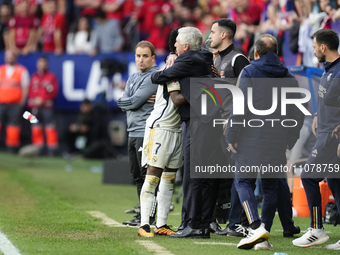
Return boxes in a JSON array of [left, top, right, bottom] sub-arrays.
[[142, 127, 183, 169]]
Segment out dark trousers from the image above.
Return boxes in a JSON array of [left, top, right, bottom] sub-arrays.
[[260, 178, 294, 232], [210, 137, 235, 224], [128, 136, 147, 200], [235, 162, 285, 231], [180, 122, 192, 228], [277, 178, 295, 231], [0, 103, 21, 125], [32, 108, 55, 126], [228, 180, 244, 229], [301, 132, 340, 229], [187, 120, 217, 230], [302, 178, 340, 229], [189, 177, 213, 229]]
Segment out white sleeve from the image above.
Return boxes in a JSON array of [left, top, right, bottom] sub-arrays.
[[21, 69, 30, 88]]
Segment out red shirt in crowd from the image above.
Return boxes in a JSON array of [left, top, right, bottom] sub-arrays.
[[232, 2, 262, 26], [122, 0, 135, 19], [104, 0, 124, 21], [146, 24, 171, 51], [27, 71, 58, 109], [7, 14, 39, 49], [76, 0, 102, 17], [14, 0, 38, 16], [136, 0, 164, 33], [40, 13, 66, 52]]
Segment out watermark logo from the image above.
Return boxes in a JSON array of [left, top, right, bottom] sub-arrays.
[[201, 83, 311, 116], [198, 82, 222, 115]]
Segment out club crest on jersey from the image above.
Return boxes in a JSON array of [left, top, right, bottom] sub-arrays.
[[152, 156, 157, 163]]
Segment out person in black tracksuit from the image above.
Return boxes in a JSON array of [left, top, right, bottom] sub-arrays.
[[293, 29, 340, 250], [225, 34, 304, 250], [151, 27, 225, 238], [208, 18, 250, 237]]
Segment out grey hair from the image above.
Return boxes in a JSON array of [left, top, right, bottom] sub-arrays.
[[177, 27, 203, 51]]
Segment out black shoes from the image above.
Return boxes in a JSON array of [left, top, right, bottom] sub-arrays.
[[122, 214, 141, 227], [283, 225, 300, 237], [209, 221, 222, 234], [169, 226, 210, 239], [175, 223, 186, 233], [122, 214, 155, 227], [125, 205, 140, 214]]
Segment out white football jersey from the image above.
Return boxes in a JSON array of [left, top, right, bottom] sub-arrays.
[[146, 80, 182, 131]]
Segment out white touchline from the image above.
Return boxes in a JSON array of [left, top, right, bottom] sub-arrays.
[[0, 230, 21, 255], [135, 240, 174, 255], [194, 242, 236, 246], [274, 229, 332, 234], [87, 211, 125, 227], [168, 212, 181, 216]]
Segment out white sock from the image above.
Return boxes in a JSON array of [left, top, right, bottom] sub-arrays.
[[156, 172, 176, 228], [140, 175, 160, 226]]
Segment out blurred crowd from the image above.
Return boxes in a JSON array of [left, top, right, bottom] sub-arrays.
[[0, 0, 338, 61]]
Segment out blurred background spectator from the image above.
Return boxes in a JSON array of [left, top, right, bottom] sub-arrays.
[[102, 0, 124, 22], [13, 0, 38, 16], [0, 4, 10, 51], [66, 15, 94, 54], [36, 0, 66, 55], [27, 56, 58, 155], [74, 0, 102, 26], [64, 98, 95, 154], [90, 8, 123, 55], [0, 50, 29, 152], [146, 13, 171, 55], [8, 0, 39, 55]]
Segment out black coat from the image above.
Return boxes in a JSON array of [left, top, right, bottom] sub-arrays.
[[151, 50, 214, 122], [225, 52, 305, 166]]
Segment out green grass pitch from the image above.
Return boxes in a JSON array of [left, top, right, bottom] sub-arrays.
[[0, 152, 339, 254]]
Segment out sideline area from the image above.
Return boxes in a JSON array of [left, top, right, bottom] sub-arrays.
[[0, 153, 339, 254]]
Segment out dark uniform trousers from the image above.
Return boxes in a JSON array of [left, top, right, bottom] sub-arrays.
[[302, 132, 340, 229], [128, 136, 147, 199]]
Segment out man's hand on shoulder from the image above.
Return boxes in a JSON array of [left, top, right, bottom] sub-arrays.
[[165, 53, 177, 69]]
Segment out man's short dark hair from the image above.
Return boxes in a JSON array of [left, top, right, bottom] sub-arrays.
[[254, 34, 278, 57], [312, 29, 339, 51], [135, 41, 156, 56], [212, 18, 236, 40]]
